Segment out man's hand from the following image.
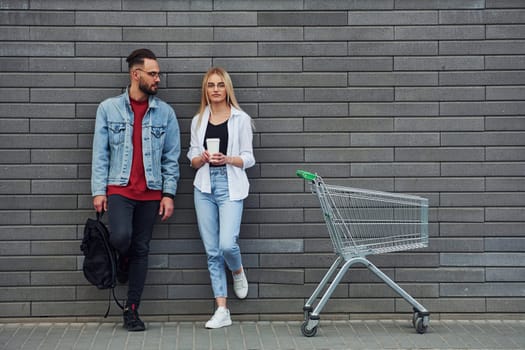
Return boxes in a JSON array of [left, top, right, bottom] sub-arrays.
[[159, 196, 174, 221], [93, 195, 107, 213]]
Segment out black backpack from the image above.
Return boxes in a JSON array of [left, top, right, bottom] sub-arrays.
[[80, 212, 123, 317]]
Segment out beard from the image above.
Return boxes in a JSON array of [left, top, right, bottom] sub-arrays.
[[139, 80, 158, 96]]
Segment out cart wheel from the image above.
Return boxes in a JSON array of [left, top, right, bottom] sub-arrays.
[[412, 311, 418, 327], [415, 317, 428, 334], [301, 321, 318, 337]]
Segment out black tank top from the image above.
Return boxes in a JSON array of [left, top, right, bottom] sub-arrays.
[[204, 120, 228, 167]]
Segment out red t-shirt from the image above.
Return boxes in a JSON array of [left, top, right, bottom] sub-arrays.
[[107, 98, 162, 201]]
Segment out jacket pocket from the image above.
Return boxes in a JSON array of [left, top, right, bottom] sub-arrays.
[[151, 126, 166, 150], [108, 122, 126, 145]]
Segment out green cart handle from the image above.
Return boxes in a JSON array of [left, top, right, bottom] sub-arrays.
[[296, 170, 317, 181]]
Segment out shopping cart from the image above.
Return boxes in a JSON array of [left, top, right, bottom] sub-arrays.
[[296, 170, 430, 337]]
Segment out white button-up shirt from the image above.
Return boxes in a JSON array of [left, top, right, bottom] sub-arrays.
[[187, 106, 255, 201]]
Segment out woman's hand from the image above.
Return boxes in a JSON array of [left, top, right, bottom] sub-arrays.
[[209, 152, 228, 166]]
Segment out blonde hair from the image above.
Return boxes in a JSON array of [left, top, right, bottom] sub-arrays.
[[197, 67, 241, 126]]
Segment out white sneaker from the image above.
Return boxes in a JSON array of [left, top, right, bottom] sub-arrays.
[[205, 307, 232, 329], [233, 270, 248, 299]]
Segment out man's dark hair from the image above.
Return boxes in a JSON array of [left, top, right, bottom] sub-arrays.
[[126, 48, 157, 70]]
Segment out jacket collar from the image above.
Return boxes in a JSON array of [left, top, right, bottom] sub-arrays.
[[124, 86, 159, 109]]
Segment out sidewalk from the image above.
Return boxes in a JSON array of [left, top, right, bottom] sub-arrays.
[[1, 319, 525, 350]]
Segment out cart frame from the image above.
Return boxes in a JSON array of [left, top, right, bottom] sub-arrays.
[[297, 170, 430, 337]]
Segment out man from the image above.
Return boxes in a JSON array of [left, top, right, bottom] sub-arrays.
[[91, 48, 180, 331]]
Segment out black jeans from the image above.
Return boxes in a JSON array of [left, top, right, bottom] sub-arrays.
[[107, 194, 159, 307]]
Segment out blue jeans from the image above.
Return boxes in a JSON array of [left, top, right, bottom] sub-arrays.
[[194, 167, 244, 298]]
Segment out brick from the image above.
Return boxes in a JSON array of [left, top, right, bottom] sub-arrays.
[[440, 71, 525, 85], [0, 303, 30, 317], [261, 133, 350, 147], [0, 225, 76, 240], [305, 267, 395, 284], [213, 58, 302, 72], [31, 88, 121, 103], [396, 147, 483, 162], [0, 180, 30, 194], [486, 147, 525, 161], [305, 0, 393, 10], [442, 132, 525, 146], [485, 55, 525, 69], [0, 57, 29, 71], [259, 103, 347, 117], [168, 11, 256, 26], [348, 11, 437, 25], [122, 0, 212, 11], [396, 268, 485, 282], [214, 0, 302, 10], [486, 268, 525, 281], [30, 27, 121, 41], [168, 43, 257, 57], [441, 193, 525, 207], [235, 88, 303, 102], [253, 118, 302, 133], [486, 208, 525, 222], [0, 103, 74, 118], [0, 150, 30, 163], [396, 25, 484, 40], [441, 253, 525, 267], [323, 299, 394, 313], [351, 132, 439, 146], [397, 298, 485, 313], [440, 40, 525, 55], [394, 56, 484, 70], [396, 87, 484, 101], [260, 163, 349, 178], [0, 286, 76, 301], [259, 11, 347, 26], [395, 117, 484, 131], [486, 238, 525, 252], [305, 118, 392, 132], [76, 11, 166, 26], [305, 88, 393, 102], [0, 10, 74, 25], [76, 43, 167, 57], [243, 208, 304, 223], [441, 162, 525, 176], [487, 298, 525, 312], [0, 195, 76, 210], [349, 72, 437, 86], [259, 73, 346, 87], [350, 102, 438, 116], [31, 0, 121, 10], [395, 177, 484, 192], [349, 283, 437, 298], [441, 283, 525, 297], [486, 177, 525, 191], [351, 163, 440, 177], [396, 0, 485, 9], [0, 88, 28, 102], [441, 101, 525, 115], [0, 257, 76, 271], [167, 285, 214, 299], [31, 271, 86, 285], [0, 42, 73, 56], [214, 27, 302, 41], [304, 57, 392, 71], [0, 1, 28, 9], [0, 26, 29, 40], [306, 148, 393, 162], [260, 283, 347, 298], [437, 208, 484, 222], [0, 73, 74, 87], [487, 86, 525, 100], [30, 58, 121, 72], [487, 25, 525, 39], [31, 119, 94, 133], [486, 117, 525, 131], [348, 41, 438, 56], [305, 26, 393, 40], [0, 165, 77, 179], [0, 272, 29, 286], [0, 241, 29, 255], [440, 9, 525, 24]]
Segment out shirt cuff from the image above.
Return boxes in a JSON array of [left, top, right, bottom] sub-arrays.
[[162, 192, 175, 199]]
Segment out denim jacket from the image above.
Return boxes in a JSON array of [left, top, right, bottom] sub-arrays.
[[187, 106, 255, 201], [91, 88, 180, 197]]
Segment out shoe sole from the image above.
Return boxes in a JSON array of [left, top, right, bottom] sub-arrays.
[[205, 320, 232, 329]]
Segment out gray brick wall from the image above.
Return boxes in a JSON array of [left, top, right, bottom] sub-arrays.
[[1, 1, 524, 320]]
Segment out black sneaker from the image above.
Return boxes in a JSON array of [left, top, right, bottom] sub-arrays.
[[123, 304, 145, 331], [117, 255, 129, 284]]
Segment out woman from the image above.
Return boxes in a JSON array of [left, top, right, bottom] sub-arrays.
[[187, 67, 255, 329]]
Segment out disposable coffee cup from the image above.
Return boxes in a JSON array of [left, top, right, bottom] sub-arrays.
[[206, 138, 220, 154]]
